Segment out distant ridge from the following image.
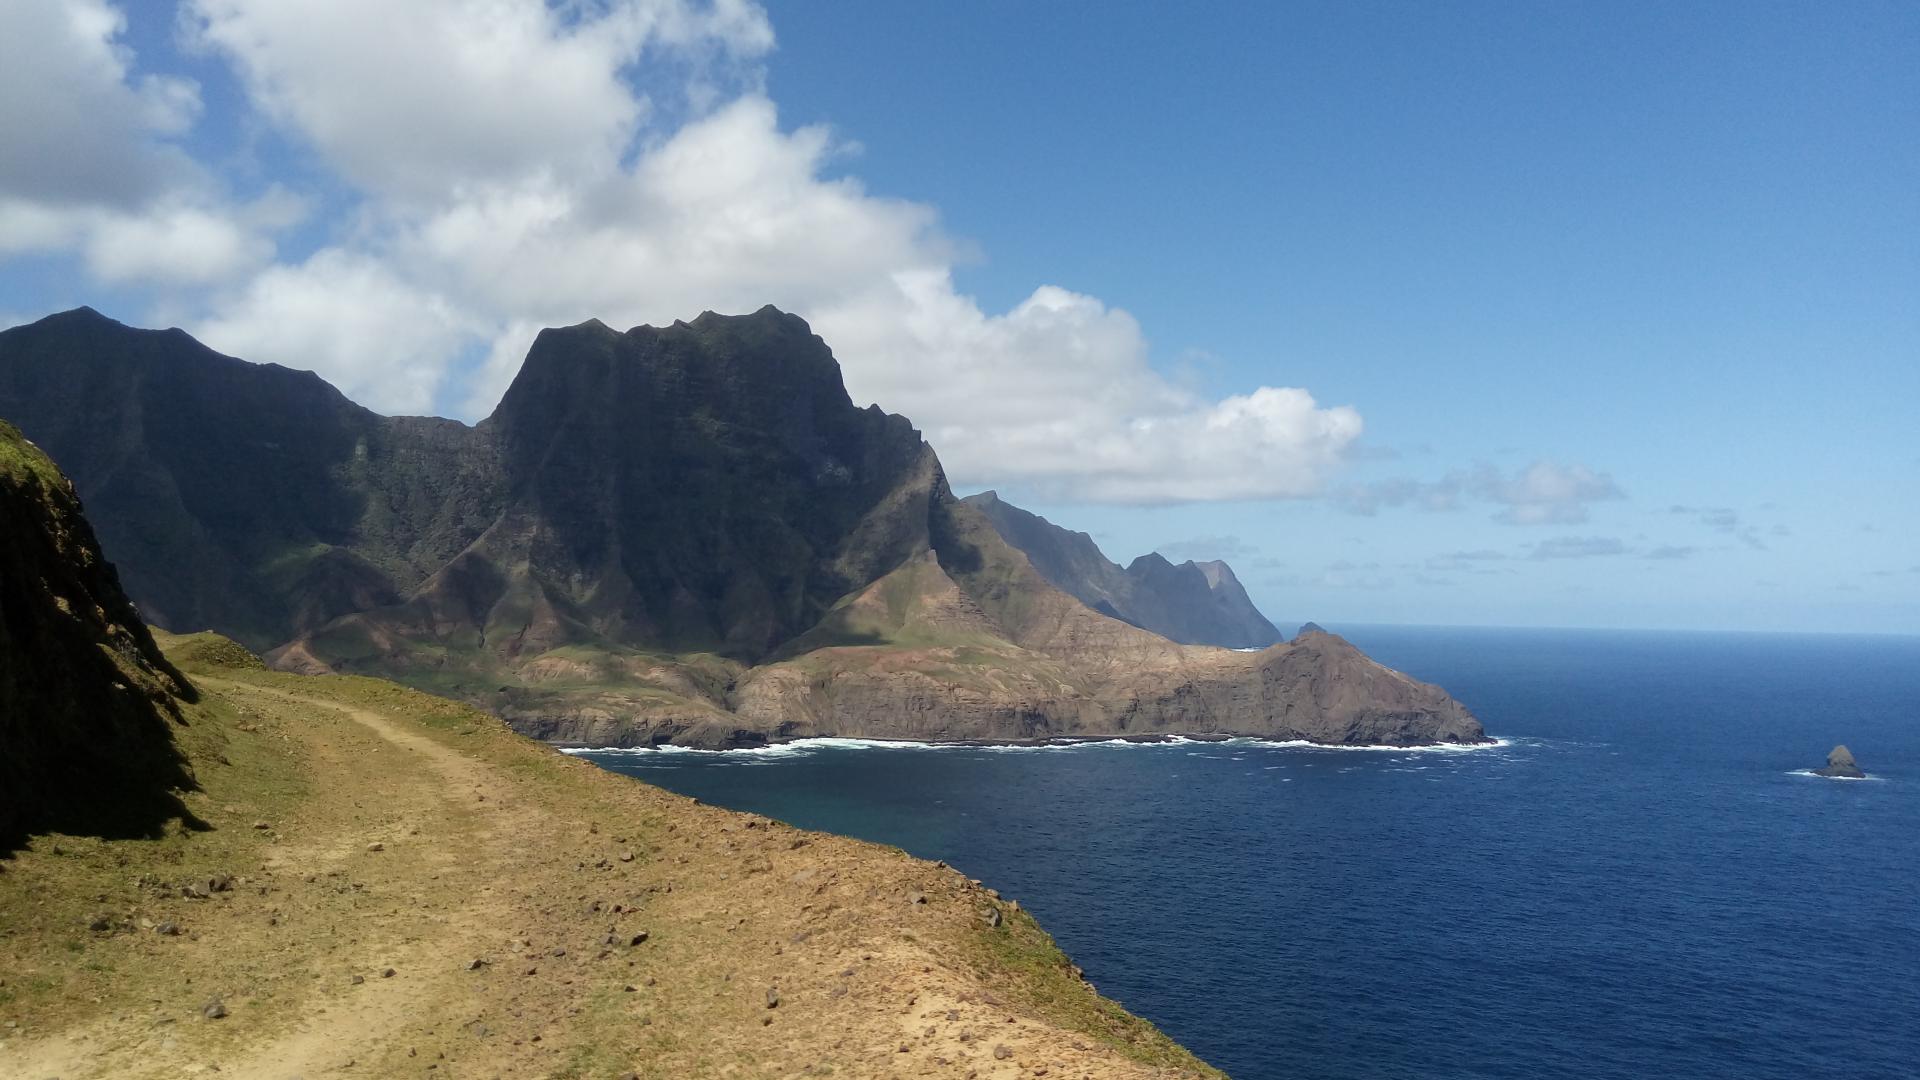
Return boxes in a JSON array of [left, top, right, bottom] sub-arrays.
[[962, 490, 1282, 649]]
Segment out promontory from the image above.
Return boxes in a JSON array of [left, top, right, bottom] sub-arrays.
[[0, 305, 1485, 750]]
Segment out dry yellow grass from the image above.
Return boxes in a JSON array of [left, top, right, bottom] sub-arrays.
[[0, 633, 1224, 1079]]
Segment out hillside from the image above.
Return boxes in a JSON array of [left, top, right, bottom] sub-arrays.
[[0, 306, 1483, 749], [0, 635, 1220, 1078], [963, 490, 1282, 648], [0, 420, 199, 850], [0, 413, 1220, 1077]]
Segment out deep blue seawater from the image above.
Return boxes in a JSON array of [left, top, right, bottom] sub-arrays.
[[574, 627, 1920, 1079]]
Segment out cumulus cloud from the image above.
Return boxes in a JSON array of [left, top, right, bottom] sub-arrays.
[[824, 281, 1360, 501], [0, 0, 199, 207], [5, 0, 1365, 503], [1337, 461, 1623, 524], [184, 0, 772, 201], [0, 0, 281, 284], [198, 251, 483, 415], [152, 1, 1364, 503]]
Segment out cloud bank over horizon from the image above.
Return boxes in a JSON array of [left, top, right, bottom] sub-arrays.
[[0, 0, 1369, 504]]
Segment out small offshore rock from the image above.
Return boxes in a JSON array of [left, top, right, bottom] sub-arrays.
[[1815, 744, 1867, 779]]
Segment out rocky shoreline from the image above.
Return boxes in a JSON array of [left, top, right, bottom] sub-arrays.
[[554, 729, 1500, 752]]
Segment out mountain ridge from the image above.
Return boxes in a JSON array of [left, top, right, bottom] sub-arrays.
[[961, 491, 1283, 649], [0, 306, 1484, 750]]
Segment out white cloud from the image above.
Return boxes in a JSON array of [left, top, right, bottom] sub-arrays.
[[0, 0, 198, 207], [11, 0, 1364, 503], [184, 0, 772, 200], [82, 201, 280, 285], [198, 251, 481, 415], [1486, 461, 1624, 525], [0, 0, 282, 285], [1337, 460, 1624, 524], [819, 278, 1361, 502]]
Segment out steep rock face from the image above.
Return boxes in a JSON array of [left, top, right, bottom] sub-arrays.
[[0, 308, 501, 649], [0, 421, 197, 847], [1, 308, 1483, 749], [962, 491, 1282, 648]]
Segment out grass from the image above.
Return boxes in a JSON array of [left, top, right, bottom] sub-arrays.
[[968, 906, 1226, 1077], [3, 631, 1225, 1078], [0, 420, 66, 491]]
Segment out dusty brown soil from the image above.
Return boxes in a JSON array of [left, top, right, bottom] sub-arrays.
[[0, 647, 1222, 1079]]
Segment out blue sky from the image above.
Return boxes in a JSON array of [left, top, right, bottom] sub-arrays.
[[1, 1, 1914, 633]]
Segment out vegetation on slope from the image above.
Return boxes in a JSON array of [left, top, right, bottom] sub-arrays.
[[0, 633, 1222, 1079], [0, 420, 199, 850]]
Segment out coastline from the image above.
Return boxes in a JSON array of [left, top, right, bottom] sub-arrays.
[[559, 732, 1510, 755]]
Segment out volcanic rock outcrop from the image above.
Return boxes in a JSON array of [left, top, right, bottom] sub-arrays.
[[0, 307, 1484, 749]]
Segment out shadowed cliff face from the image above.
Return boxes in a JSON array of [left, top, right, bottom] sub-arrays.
[[0, 308, 501, 648], [963, 491, 1282, 649], [0, 308, 1483, 749], [0, 421, 199, 850]]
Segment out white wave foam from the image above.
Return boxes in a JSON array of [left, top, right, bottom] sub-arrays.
[[565, 733, 1515, 758], [1786, 769, 1881, 782]]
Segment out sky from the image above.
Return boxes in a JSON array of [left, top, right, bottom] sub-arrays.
[[0, 1, 1914, 634]]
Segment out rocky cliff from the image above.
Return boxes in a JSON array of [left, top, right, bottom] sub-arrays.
[[0, 307, 1483, 749], [963, 490, 1282, 648], [0, 420, 198, 848]]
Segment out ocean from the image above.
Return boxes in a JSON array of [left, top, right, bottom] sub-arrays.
[[571, 627, 1920, 1079]]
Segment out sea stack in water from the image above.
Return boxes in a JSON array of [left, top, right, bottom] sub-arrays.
[[1815, 745, 1866, 779]]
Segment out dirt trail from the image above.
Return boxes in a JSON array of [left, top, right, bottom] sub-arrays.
[[2, 670, 1219, 1079]]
